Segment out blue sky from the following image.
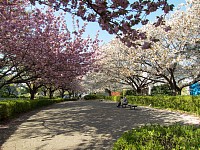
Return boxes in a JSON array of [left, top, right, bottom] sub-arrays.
[[33, 0, 186, 45]]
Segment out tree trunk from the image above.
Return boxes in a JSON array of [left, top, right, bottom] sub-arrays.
[[60, 89, 65, 98], [170, 86, 181, 96], [136, 88, 142, 95], [8, 89, 11, 97], [105, 88, 111, 96], [48, 88, 54, 99], [68, 90, 73, 98], [41, 87, 47, 96], [49, 92, 53, 99], [30, 89, 37, 100], [43, 90, 47, 96]]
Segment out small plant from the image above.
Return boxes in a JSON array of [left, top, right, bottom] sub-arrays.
[[113, 124, 200, 150]]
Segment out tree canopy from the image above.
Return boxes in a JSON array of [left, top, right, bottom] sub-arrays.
[[0, 0, 100, 98], [94, 0, 199, 95], [27, 0, 174, 47]]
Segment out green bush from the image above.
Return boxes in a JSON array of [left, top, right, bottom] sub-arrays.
[[125, 90, 136, 96], [0, 102, 10, 120], [113, 96, 121, 102], [0, 98, 66, 121], [113, 124, 200, 150], [105, 95, 200, 115], [83, 94, 105, 100], [151, 84, 172, 95]]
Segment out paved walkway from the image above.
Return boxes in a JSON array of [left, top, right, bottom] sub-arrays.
[[0, 100, 200, 150]]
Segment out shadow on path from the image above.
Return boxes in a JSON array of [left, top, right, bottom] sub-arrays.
[[1, 100, 200, 150], [0, 106, 46, 148]]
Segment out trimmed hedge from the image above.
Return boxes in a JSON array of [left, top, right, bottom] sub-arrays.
[[105, 95, 200, 115], [0, 98, 66, 121], [83, 94, 105, 100], [113, 124, 200, 150]]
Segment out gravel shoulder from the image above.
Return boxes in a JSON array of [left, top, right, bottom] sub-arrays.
[[0, 100, 200, 150]]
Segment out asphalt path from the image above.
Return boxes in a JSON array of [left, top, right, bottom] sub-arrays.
[[0, 100, 200, 150]]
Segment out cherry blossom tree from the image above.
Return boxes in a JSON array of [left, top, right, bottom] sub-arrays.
[[0, 0, 100, 99], [97, 38, 160, 95], [0, 0, 41, 89], [96, 0, 199, 95], [28, 0, 174, 47], [33, 14, 100, 99], [124, 0, 200, 95], [58, 78, 85, 98], [82, 71, 125, 94]]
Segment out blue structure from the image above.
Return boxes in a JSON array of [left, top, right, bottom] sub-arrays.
[[190, 82, 200, 95]]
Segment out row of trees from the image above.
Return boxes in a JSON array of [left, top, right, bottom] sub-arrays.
[[87, 0, 200, 96], [1, 0, 199, 98], [0, 0, 100, 99]]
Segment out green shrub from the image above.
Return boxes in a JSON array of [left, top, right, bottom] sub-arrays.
[[0, 102, 10, 120], [105, 95, 200, 115], [125, 90, 136, 96], [0, 98, 67, 121], [0, 94, 18, 98], [105, 96, 121, 102], [151, 84, 172, 95], [84, 94, 105, 100], [113, 124, 200, 150]]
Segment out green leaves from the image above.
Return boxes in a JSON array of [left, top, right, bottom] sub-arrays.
[[83, 94, 105, 100], [113, 124, 200, 150], [122, 95, 200, 115], [0, 98, 65, 121]]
